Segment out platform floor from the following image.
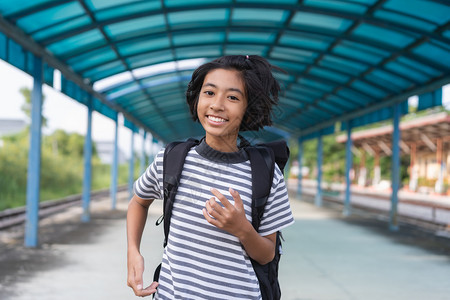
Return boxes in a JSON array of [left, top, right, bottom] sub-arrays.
[[1, 191, 450, 300]]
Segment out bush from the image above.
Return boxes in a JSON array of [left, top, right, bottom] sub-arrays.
[[0, 129, 141, 211]]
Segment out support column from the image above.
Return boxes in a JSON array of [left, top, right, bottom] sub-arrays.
[[358, 150, 367, 187], [315, 133, 323, 207], [150, 137, 158, 163], [81, 96, 93, 222], [374, 150, 381, 187], [390, 103, 401, 231], [409, 143, 418, 192], [435, 138, 444, 194], [129, 130, 135, 199], [297, 138, 303, 199], [110, 115, 119, 210], [140, 131, 147, 174], [344, 121, 352, 216], [24, 56, 43, 248]]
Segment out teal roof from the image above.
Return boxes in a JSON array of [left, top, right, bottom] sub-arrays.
[[0, 0, 449, 142]]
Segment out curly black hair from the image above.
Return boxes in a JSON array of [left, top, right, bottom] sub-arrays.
[[186, 55, 281, 131]]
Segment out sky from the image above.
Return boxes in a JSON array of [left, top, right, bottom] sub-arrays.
[[0, 59, 449, 159]]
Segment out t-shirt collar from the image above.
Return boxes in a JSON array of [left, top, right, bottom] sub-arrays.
[[195, 138, 248, 164]]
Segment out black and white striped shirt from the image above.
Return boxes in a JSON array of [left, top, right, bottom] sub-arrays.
[[134, 140, 295, 299]]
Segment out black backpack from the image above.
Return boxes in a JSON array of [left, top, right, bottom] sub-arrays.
[[153, 137, 290, 300]]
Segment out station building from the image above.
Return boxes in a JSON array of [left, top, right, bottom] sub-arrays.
[[337, 111, 450, 195]]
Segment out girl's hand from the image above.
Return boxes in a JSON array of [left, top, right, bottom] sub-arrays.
[[127, 251, 159, 297], [202, 187, 251, 238]]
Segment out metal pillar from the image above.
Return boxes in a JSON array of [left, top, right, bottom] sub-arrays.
[[24, 56, 43, 248], [81, 97, 93, 222], [358, 150, 367, 187], [150, 137, 158, 163], [344, 121, 352, 216], [128, 131, 135, 199], [297, 138, 303, 199], [110, 115, 119, 210], [140, 131, 147, 174], [409, 143, 417, 192], [435, 138, 444, 194], [374, 150, 381, 187], [315, 133, 323, 207], [390, 103, 401, 231]]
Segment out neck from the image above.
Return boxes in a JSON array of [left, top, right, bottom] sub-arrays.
[[205, 134, 239, 152]]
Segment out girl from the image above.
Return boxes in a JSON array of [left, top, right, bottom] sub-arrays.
[[127, 55, 294, 299]]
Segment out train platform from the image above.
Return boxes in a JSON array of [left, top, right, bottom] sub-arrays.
[[1, 190, 450, 300]]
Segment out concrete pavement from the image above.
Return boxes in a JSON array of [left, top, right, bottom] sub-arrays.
[[1, 191, 450, 300]]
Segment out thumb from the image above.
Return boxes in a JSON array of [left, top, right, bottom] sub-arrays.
[[134, 267, 144, 290], [229, 187, 243, 208]]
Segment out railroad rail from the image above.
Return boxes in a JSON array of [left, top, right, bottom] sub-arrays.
[[0, 186, 127, 230]]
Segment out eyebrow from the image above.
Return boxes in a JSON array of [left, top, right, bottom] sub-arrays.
[[202, 82, 244, 96]]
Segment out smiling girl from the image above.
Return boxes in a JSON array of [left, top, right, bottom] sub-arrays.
[[127, 55, 294, 299]]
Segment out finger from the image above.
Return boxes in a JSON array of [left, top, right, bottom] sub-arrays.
[[138, 281, 159, 297], [229, 187, 244, 209], [129, 266, 144, 295], [210, 188, 233, 209], [203, 207, 220, 227], [134, 269, 144, 292], [206, 197, 225, 217]]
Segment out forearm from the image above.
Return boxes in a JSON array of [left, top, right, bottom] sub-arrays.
[[237, 222, 276, 265], [127, 195, 153, 253]]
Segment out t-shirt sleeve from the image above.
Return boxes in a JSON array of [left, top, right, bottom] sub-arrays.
[[133, 148, 164, 200], [257, 164, 295, 236]]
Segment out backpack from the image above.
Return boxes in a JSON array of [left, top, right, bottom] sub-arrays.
[[153, 136, 290, 300]]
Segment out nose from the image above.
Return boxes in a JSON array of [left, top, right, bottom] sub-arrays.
[[209, 95, 225, 111]]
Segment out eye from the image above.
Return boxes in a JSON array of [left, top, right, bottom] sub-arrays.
[[204, 90, 214, 96], [228, 95, 239, 101]]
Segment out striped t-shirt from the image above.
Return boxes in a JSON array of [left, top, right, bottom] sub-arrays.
[[134, 140, 295, 299]]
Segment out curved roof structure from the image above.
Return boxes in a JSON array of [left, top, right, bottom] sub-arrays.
[[0, 0, 449, 143]]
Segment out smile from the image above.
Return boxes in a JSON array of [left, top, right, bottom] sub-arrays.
[[207, 115, 227, 123]]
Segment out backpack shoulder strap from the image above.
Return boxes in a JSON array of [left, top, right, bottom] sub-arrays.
[[162, 138, 199, 247], [245, 146, 275, 230], [257, 140, 290, 174]]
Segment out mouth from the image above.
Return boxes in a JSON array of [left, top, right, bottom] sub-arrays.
[[207, 115, 228, 123]]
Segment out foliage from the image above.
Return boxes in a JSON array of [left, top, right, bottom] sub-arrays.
[[289, 134, 346, 182], [289, 132, 410, 185], [19, 87, 48, 127], [0, 128, 139, 211]]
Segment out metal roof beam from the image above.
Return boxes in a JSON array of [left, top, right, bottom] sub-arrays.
[[33, 2, 450, 47], [294, 74, 450, 138], [6, 0, 73, 21], [0, 12, 166, 143], [77, 0, 178, 139]]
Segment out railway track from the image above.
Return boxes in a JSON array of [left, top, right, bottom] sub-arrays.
[[0, 186, 127, 230], [297, 187, 450, 235]]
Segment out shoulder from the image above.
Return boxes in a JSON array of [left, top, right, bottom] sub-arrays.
[[272, 163, 285, 183]]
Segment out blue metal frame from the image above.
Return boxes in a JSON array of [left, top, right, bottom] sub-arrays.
[[110, 115, 119, 209], [24, 55, 43, 248], [297, 137, 303, 199], [315, 133, 323, 207], [344, 120, 353, 216], [128, 130, 135, 199], [140, 131, 147, 174], [390, 103, 401, 231], [81, 96, 93, 222]]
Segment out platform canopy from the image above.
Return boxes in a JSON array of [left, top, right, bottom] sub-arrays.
[[0, 0, 449, 143], [337, 111, 450, 155]]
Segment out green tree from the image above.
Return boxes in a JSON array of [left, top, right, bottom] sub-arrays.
[[19, 87, 47, 127]]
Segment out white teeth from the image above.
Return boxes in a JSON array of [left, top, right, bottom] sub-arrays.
[[208, 116, 226, 122]]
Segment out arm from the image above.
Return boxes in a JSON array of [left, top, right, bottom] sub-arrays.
[[126, 194, 159, 297], [202, 188, 276, 265]]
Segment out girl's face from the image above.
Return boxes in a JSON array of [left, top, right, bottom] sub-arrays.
[[197, 68, 248, 150]]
